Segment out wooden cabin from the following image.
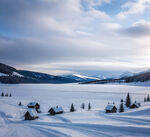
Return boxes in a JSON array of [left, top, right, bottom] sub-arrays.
[[130, 103, 140, 109], [24, 109, 38, 120], [27, 102, 40, 112], [105, 104, 117, 113], [48, 106, 64, 115]]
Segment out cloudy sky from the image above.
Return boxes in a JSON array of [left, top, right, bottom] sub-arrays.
[[1, 0, 150, 77]]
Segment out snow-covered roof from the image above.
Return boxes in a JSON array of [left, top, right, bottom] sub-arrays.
[[25, 109, 38, 117], [131, 102, 140, 107], [105, 104, 117, 110], [50, 106, 64, 113], [27, 102, 39, 107]]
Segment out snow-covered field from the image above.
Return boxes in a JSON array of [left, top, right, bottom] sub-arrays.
[[0, 83, 150, 137]]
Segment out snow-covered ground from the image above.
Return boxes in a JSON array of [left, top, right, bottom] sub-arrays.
[[0, 83, 150, 137]]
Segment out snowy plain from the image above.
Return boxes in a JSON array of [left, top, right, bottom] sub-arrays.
[[0, 83, 150, 137]]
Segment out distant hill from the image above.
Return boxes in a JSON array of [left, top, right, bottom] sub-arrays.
[[81, 70, 150, 84], [125, 71, 150, 83], [0, 63, 77, 84], [118, 71, 135, 79]]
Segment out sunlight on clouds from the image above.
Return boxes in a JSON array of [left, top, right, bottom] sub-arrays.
[[117, 0, 150, 19], [19, 60, 150, 76], [83, 0, 111, 7]]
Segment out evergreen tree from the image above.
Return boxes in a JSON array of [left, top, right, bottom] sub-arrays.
[[19, 101, 22, 106], [1, 92, 4, 96], [113, 101, 115, 104], [70, 104, 75, 112], [119, 102, 124, 112], [125, 93, 131, 107], [147, 94, 150, 101], [144, 97, 146, 102], [81, 103, 85, 109], [88, 103, 91, 110], [9, 93, 12, 97]]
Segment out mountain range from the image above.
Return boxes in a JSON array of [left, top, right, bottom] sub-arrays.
[[0, 63, 150, 84], [81, 70, 150, 84], [0, 63, 76, 84]]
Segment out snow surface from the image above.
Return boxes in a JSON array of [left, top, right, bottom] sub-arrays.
[[0, 83, 150, 137]]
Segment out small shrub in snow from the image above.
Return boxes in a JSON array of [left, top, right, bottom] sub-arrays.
[[81, 103, 85, 109], [19, 102, 22, 106], [88, 103, 91, 110], [125, 93, 131, 107], [138, 102, 141, 106], [70, 103, 75, 112], [5, 93, 8, 97], [134, 100, 136, 103]]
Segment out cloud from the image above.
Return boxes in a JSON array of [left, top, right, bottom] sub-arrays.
[[119, 20, 150, 37], [117, 0, 150, 19], [0, 0, 150, 76], [82, 0, 111, 8], [0, 0, 110, 33]]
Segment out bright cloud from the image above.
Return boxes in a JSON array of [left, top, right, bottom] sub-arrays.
[[117, 0, 150, 19]]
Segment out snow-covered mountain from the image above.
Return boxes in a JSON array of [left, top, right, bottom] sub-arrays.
[[63, 74, 100, 82], [91, 74, 107, 80], [0, 63, 76, 84], [118, 71, 135, 79]]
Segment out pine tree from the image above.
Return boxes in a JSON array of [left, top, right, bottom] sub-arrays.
[[88, 103, 91, 110], [125, 93, 131, 107], [147, 94, 150, 101], [81, 103, 85, 109], [113, 101, 115, 104], [70, 104, 75, 112], [9, 93, 12, 97], [1, 92, 4, 96], [144, 97, 146, 102], [119, 102, 124, 112]]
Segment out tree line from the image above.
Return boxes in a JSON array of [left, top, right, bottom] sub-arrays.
[[1, 92, 12, 97]]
